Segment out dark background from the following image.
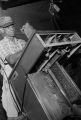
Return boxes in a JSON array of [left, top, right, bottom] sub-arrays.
[[59, 0, 81, 36], [0, 0, 81, 36]]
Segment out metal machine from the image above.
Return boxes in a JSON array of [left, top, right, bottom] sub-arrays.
[[9, 31, 81, 120]]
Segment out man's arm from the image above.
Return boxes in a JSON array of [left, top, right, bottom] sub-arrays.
[[6, 50, 23, 65], [6, 37, 26, 65]]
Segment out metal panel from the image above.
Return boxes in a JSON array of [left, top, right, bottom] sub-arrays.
[[19, 34, 45, 74], [25, 72, 71, 120], [10, 65, 27, 110]]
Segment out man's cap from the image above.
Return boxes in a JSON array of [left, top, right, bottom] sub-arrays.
[[0, 16, 14, 28]]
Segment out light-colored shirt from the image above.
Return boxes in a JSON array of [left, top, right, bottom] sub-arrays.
[[0, 36, 26, 78], [0, 36, 26, 61]]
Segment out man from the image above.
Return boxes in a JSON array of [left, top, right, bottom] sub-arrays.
[[0, 16, 26, 65], [0, 16, 27, 119], [0, 16, 35, 119]]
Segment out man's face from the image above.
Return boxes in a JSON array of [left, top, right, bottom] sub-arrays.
[[4, 25, 15, 37]]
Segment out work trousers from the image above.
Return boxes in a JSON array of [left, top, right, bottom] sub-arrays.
[[0, 72, 7, 120]]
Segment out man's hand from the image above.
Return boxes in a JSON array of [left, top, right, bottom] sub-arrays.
[[21, 22, 35, 39]]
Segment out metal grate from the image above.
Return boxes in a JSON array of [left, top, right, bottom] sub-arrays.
[[50, 62, 81, 103]]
